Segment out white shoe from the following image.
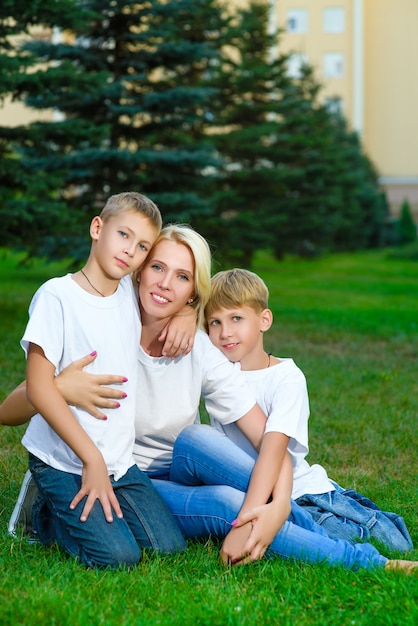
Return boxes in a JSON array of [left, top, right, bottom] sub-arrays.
[[8, 470, 40, 543]]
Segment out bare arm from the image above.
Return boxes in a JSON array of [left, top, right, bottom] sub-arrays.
[[220, 431, 292, 565], [235, 430, 290, 513], [0, 381, 34, 426], [26, 344, 123, 522], [0, 352, 128, 426], [233, 403, 267, 452]]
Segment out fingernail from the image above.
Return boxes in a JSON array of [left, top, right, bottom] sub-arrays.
[[122, 377, 128, 382], [121, 393, 127, 398], [115, 403, 120, 408], [102, 416, 108, 421], [231, 519, 238, 526], [90, 351, 97, 357]]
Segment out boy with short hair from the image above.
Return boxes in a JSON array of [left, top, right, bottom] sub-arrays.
[[173, 268, 413, 563], [14, 192, 186, 568]]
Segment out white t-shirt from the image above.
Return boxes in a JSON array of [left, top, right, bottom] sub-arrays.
[[133, 330, 257, 474], [21, 274, 140, 480], [212, 358, 334, 500]]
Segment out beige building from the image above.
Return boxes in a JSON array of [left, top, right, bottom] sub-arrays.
[[271, 0, 418, 216]]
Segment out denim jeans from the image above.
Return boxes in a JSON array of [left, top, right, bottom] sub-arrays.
[[296, 484, 413, 552], [151, 478, 387, 571], [29, 454, 186, 569], [170, 424, 412, 554]]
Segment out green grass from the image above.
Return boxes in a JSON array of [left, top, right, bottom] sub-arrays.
[[1, 247, 417, 625]]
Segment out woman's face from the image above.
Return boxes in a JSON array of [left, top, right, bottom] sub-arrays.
[[138, 239, 195, 320]]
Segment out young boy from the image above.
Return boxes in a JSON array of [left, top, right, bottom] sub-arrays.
[[11, 192, 186, 568], [172, 268, 413, 562]]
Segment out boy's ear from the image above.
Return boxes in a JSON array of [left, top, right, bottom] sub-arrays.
[[90, 216, 103, 241], [260, 308, 273, 332]]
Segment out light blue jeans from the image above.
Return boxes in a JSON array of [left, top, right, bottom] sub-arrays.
[[296, 484, 413, 552], [29, 454, 186, 569], [169, 424, 413, 553], [151, 478, 387, 571]]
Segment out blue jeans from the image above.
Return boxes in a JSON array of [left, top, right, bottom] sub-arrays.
[[296, 484, 413, 552], [170, 425, 412, 553], [151, 478, 387, 571], [29, 454, 186, 569]]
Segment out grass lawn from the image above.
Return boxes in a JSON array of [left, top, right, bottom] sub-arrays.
[[0, 247, 417, 625]]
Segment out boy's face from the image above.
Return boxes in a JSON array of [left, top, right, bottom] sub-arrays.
[[92, 211, 160, 278], [206, 305, 265, 364]]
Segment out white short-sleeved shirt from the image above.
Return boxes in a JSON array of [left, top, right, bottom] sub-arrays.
[[21, 274, 140, 480], [212, 358, 334, 499], [133, 330, 257, 474]]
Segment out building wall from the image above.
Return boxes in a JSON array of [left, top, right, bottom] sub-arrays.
[[272, 0, 418, 216], [363, 0, 418, 213], [274, 0, 354, 122]]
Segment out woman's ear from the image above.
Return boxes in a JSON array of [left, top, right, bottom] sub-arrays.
[[260, 308, 273, 333]]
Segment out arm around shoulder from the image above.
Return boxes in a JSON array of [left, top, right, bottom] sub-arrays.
[[0, 381, 35, 426]]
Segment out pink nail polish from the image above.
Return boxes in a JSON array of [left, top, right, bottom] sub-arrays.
[[122, 377, 128, 382], [90, 351, 97, 357], [102, 416, 108, 421], [231, 519, 238, 526], [122, 393, 127, 398], [115, 403, 120, 408]]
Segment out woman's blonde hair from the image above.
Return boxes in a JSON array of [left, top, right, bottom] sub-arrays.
[[140, 224, 212, 329], [205, 268, 269, 330]]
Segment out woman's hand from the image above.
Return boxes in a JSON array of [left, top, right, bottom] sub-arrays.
[[219, 522, 253, 565], [158, 306, 197, 357], [55, 352, 128, 420], [220, 499, 291, 566]]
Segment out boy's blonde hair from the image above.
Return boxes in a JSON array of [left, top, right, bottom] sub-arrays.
[[150, 224, 212, 329], [100, 192, 162, 231], [205, 269, 269, 324]]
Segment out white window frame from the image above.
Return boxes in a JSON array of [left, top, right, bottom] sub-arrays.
[[323, 53, 344, 78], [287, 53, 308, 79], [287, 9, 308, 34], [325, 97, 343, 116], [323, 8, 345, 34]]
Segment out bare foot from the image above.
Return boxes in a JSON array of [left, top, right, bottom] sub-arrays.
[[385, 560, 418, 573]]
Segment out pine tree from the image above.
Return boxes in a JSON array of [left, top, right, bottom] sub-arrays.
[[0, 0, 225, 261], [1, 0, 388, 263], [397, 199, 417, 244], [196, 0, 387, 265], [0, 1, 70, 252]]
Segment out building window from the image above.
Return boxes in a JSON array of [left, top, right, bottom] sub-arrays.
[[323, 8, 345, 33], [323, 53, 344, 78], [287, 53, 308, 78], [287, 9, 308, 33], [325, 97, 343, 116]]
